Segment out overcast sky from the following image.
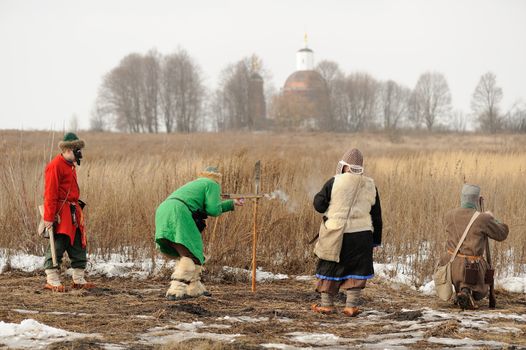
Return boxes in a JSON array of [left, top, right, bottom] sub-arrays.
[[1, 0, 525, 130]]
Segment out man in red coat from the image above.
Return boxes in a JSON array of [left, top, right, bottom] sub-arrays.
[[43, 132, 94, 291]]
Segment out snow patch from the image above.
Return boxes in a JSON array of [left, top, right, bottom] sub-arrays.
[[11, 309, 39, 314], [373, 263, 416, 289], [418, 280, 436, 295], [295, 275, 314, 281], [140, 324, 239, 345], [218, 315, 269, 323], [261, 344, 306, 350], [0, 319, 96, 349], [496, 275, 526, 293], [287, 332, 341, 346], [0, 251, 43, 273], [1, 248, 525, 296], [427, 336, 505, 347]]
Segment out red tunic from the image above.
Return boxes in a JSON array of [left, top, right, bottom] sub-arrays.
[[43, 154, 86, 247]]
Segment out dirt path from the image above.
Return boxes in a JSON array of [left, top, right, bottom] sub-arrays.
[[1, 271, 525, 349]]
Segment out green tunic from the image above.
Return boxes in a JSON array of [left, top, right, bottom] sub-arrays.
[[155, 177, 234, 264]]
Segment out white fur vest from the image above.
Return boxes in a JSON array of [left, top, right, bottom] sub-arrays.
[[325, 173, 377, 234]]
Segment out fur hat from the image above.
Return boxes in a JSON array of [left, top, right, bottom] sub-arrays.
[[58, 132, 85, 152], [461, 184, 481, 208], [198, 166, 222, 183], [336, 148, 364, 174]]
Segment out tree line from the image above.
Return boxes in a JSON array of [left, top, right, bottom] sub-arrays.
[[91, 48, 526, 134]]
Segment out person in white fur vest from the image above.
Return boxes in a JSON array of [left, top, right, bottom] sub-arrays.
[[311, 148, 382, 317]]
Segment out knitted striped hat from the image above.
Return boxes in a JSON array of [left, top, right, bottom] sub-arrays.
[[336, 148, 363, 174]]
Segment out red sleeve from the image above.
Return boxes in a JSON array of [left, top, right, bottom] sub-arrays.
[[43, 161, 59, 222]]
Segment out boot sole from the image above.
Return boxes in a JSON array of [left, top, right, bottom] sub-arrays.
[[44, 284, 66, 293], [457, 293, 476, 310], [311, 304, 335, 314]]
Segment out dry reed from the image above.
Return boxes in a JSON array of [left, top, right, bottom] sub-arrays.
[[0, 131, 525, 285]]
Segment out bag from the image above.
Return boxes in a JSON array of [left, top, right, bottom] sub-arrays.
[[192, 210, 208, 232], [37, 186, 72, 238], [433, 263, 453, 301], [464, 261, 479, 285], [37, 205, 48, 238], [433, 211, 480, 301], [484, 268, 495, 285], [314, 220, 347, 262]]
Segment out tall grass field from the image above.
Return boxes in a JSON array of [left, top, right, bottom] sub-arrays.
[[1, 131, 525, 285]]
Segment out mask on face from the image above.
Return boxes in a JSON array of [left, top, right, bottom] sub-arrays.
[[73, 148, 83, 166]]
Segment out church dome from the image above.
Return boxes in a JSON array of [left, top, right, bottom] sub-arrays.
[[283, 70, 328, 93]]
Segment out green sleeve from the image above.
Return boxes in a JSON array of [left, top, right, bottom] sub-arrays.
[[204, 182, 234, 216], [220, 199, 235, 213]]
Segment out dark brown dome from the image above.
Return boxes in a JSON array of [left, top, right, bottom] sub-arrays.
[[283, 70, 328, 93]]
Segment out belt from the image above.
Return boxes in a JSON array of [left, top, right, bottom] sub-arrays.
[[447, 249, 483, 261]]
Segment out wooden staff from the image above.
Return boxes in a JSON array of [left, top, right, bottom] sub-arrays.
[[252, 161, 261, 292], [208, 216, 222, 256], [480, 196, 496, 308], [48, 226, 58, 268]]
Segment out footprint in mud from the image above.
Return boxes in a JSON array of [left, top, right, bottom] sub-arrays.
[[76, 287, 144, 300], [170, 303, 213, 316]]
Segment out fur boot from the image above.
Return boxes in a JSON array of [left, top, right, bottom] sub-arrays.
[[166, 257, 195, 300], [186, 265, 210, 297]]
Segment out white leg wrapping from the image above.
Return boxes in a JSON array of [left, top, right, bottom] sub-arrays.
[[166, 280, 188, 297], [166, 257, 196, 298], [72, 268, 87, 285], [186, 265, 207, 297], [45, 269, 62, 287], [170, 257, 195, 282]]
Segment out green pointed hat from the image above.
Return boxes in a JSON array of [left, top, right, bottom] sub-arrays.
[[58, 132, 85, 151]]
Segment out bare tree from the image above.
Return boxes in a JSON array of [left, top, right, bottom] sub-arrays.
[[316, 60, 346, 130], [343, 72, 379, 131], [379, 80, 411, 130], [213, 54, 268, 131], [411, 72, 452, 131], [160, 49, 205, 133], [96, 53, 145, 133], [503, 100, 526, 133], [471, 72, 503, 133], [450, 109, 467, 132], [95, 48, 203, 133], [142, 50, 161, 133], [89, 104, 108, 132]]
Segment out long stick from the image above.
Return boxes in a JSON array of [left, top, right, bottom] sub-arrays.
[[222, 193, 265, 199], [210, 216, 221, 248], [480, 197, 496, 308], [252, 198, 258, 292], [251, 160, 261, 293], [48, 226, 58, 268]]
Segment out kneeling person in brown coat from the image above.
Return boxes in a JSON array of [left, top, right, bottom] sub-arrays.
[[439, 184, 508, 309]]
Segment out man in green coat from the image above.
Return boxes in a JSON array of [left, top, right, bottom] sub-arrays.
[[155, 166, 243, 300]]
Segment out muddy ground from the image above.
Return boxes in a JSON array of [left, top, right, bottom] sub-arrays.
[[1, 271, 525, 350]]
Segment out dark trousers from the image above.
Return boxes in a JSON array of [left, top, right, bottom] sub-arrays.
[[43, 229, 87, 270]]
